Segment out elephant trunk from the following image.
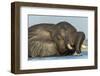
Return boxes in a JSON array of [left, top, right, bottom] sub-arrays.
[[75, 32, 85, 54]]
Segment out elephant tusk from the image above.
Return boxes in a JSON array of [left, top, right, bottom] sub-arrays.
[[81, 44, 87, 49], [67, 44, 73, 50]]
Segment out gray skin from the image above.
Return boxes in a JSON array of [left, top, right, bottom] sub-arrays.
[[28, 21, 85, 57]]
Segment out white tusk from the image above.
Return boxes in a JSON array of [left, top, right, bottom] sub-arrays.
[[81, 45, 87, 49], [67, 44, 73, 49]]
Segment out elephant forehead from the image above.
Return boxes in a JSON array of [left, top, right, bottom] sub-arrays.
[[69, 32, 76, 39]]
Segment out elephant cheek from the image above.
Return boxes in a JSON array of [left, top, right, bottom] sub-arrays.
[[58, 40, 67, 54], [60, 40, 66, 50]]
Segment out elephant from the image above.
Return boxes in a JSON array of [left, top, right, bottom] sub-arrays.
[[28, 21, 85, 57]]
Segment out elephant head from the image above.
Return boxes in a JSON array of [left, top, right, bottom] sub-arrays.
[[53, 22, 86, 55]]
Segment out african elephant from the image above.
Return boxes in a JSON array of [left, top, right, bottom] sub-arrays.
[[28, 21, 85, 57]]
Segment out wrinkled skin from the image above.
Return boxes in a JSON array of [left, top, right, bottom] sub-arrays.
[[52, 22, 85, 55], [28, 21, 85, 57]]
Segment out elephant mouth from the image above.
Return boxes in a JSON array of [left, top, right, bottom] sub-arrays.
[[67, 43, 87, 56], [67, 43, 86, 50]]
